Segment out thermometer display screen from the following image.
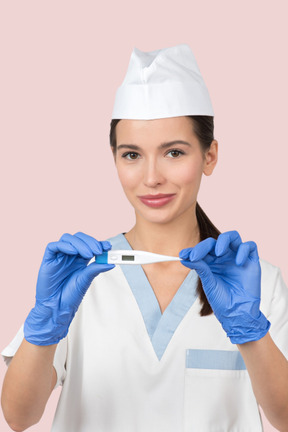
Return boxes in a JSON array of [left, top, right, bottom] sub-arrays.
[[122, 255, 135, 261]]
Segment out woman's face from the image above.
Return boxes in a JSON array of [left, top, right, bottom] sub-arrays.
[[114, 116, 217, 225]]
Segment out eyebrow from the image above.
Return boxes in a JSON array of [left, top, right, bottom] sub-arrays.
[[117, 140, 192, 151]]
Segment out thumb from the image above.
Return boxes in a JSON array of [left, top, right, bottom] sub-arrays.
[[182, 259, 215, 297], [77, 262, 115, 290]]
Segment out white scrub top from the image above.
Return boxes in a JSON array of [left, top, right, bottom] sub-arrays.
[[2, 233, 288, 432]]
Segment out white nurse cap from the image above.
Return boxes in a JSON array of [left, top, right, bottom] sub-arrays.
[[111, 43, 214, 120]]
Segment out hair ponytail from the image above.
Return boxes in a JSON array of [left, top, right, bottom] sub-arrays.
[[196, 202, 221, 316]]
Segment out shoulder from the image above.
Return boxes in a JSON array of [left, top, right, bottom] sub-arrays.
[[259, 258, 280, 305], [259, 258, 280, 280], [259, 258, 288, 310], [259, 258, 282, 294]]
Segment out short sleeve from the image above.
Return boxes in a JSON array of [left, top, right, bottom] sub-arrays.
[[52, 336, 68, 388], [1, 325, 25, 366], [1, 325, 68, 389], [264, 266, 288, 359]]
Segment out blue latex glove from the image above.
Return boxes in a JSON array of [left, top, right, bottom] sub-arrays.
[[24, 232, 115, 345], [179, 231, 270, 344]]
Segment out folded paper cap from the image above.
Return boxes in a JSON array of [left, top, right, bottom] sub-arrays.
[[111, 43, 214, 120]]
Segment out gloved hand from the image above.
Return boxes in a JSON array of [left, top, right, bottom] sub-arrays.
[[179, 230, 270, 344], [24, 232, 115, 345]]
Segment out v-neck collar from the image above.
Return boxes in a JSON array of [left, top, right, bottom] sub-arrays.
[[108, 233, 199, 360]]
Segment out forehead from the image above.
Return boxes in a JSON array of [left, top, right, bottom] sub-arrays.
[[115, 117, 196, 143]]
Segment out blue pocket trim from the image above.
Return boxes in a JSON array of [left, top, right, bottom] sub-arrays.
[[186, 349, 246, 370]]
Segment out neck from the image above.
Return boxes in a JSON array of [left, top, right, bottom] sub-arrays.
[[125, 205, 200, 256]]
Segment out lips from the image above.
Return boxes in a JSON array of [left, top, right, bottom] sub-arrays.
[[138, 193, 176, 208]]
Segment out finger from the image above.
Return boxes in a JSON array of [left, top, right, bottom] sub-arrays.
[[248, 241, 259, 262], [236, 241, 259, 265], [215, 231, 242, 256], [179, 238, 216, 262], [179, 247, 216, 265], [179, 247, 192, 260], [202, 253, 217, 265], [45, 241, 78, 261], [179, 249, 216, 267], [235, 242, 250, 266], [100, 241, 112, 251], [74, 232, 106, 255], [59, 233, 94, 259], [76, 263, 115, 291]]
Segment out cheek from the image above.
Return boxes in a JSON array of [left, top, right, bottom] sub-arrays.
[[171, 161, 203, 187], [116, 165, 140, 192]]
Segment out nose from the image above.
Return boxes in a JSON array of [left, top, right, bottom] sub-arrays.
[[143, 158, 165, 188]]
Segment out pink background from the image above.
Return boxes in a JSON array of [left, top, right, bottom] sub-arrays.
[[0, 1, 287, 430]]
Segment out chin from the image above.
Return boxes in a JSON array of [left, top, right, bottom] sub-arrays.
[[138, 210, 178, 225]]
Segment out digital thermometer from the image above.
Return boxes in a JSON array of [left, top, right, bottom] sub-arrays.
[[95, 250, 181, 265]]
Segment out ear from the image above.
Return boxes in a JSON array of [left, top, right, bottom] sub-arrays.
[[203, 140, 218, 176]]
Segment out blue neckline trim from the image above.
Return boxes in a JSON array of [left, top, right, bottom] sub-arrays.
[[108, 233, 198, 360]]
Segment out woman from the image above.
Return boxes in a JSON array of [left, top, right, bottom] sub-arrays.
[[2, 44, 288, 431]]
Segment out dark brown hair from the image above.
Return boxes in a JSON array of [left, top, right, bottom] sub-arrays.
[[109, 116, 221, 316]]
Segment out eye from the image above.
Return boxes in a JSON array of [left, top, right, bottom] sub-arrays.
[[122, 152, 140, 160], [166, 149, 185, 158]]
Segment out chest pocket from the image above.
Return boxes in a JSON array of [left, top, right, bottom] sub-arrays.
[[183, 349, 263, 432]]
